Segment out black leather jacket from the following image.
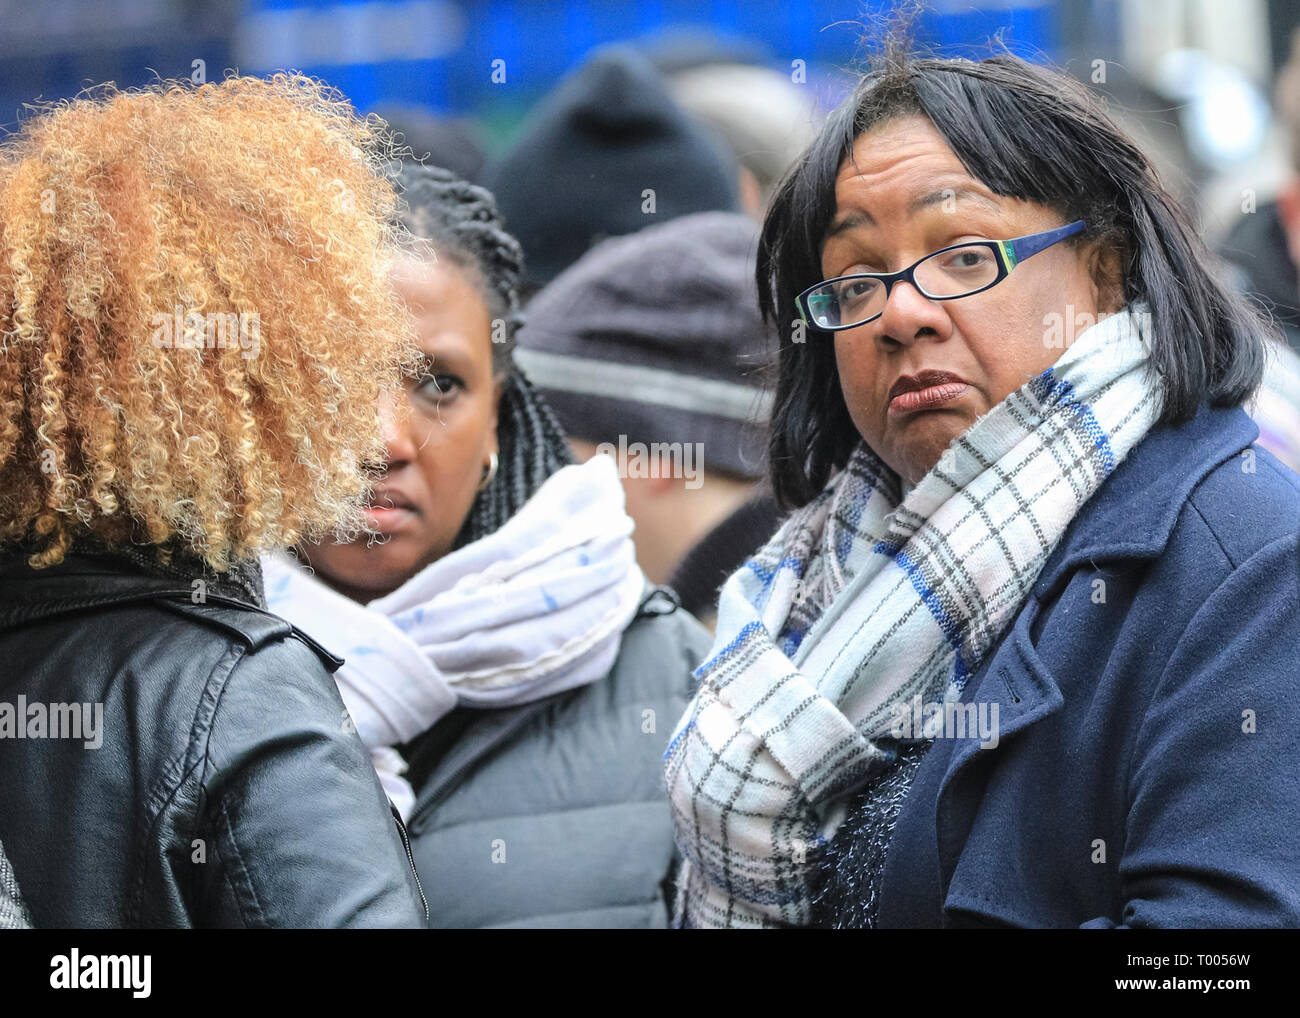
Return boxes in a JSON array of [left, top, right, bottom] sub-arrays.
[[0, 546, 427, 928]]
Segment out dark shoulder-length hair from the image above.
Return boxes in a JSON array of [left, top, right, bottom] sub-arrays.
[[758, 42, 1271, 510]]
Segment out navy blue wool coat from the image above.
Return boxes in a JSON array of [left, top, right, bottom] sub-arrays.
[[855, 401, 1300, 928]]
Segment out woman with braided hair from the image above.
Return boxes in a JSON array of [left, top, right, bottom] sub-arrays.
[[265, 163, 712, 928]]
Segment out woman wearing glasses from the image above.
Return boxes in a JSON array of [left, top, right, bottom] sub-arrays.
[[664, 41, 1300, 928]]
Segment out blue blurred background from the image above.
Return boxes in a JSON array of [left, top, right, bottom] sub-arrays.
[[1, 0, 1297, 232], [0, 1, 1063, 129]]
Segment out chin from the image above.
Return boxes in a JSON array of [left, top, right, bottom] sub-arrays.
[[322, 542, 421, 595], [362, 543, 426, 581], [896, 443, 949, 485]]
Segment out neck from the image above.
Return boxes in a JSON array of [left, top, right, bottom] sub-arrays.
[[633, 474, 755, 585]]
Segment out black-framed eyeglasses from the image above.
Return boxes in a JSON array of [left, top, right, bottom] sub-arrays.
[[796, 220, 1087, 332]]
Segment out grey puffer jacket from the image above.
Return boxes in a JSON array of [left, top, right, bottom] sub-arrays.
[[402, 585, 711, 928]]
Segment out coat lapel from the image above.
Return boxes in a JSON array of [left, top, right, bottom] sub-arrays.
[[1029, 402, 1259, 602], [934, 593, 1064, 891], [929, 401, 1261, 898]]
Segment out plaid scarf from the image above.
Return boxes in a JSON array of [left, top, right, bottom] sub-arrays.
[[664, 304, 1163, 928], [0, 838, 31, 929]]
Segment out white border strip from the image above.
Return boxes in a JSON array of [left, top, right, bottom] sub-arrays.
[[513, 348, 773, 423]]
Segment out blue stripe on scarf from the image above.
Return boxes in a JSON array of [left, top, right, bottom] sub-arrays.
[[698, 619, 768, 676], [877, 545, 963, 650], [746, 556, 805, 614], [836, 483, 873, 566], [745, 556, 805, 585], [1035, 368, 1115, 473], [825, 452, 884, 566], [663, 716, 695, 761], [874, 545, 977, 690], [952, 647, 971, 690]]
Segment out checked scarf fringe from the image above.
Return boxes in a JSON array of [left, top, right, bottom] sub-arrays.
[[664, 303, 1164, 928]]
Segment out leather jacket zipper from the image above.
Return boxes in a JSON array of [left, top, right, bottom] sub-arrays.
[[391, 806, 428, 922]]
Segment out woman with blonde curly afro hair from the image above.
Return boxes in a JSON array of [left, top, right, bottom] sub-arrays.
[[0, 74, 429, 927]]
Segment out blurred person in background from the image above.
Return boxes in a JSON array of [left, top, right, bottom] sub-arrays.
[[266, 164, 711, 928], [516, 211, 781, 631], [1217, 26, 1300, 473], [668, 61, 823, 218], [1243, 330, 1300, 473], [0, 75, 427, 928], [666, 39, 1300, 928], [1220, 27, 1300, 355], [483, 45, 740, 296]]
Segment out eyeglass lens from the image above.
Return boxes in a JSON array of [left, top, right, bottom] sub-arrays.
[[805, 244, 1000, 328]]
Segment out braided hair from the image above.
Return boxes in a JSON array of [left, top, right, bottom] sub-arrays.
[[394, 163, 574, 547]]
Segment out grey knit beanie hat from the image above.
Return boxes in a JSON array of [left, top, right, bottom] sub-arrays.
[[514, 211, 774, 480]]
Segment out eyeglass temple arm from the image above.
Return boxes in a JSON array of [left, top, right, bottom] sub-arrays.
[[1006, 220, 1087, 269]]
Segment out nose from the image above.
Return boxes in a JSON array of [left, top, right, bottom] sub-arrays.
[[377, 389, 418, 470], [874, 278, 953, 348]]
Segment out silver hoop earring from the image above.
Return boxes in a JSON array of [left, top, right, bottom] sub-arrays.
[[478, 451, 499, 492]]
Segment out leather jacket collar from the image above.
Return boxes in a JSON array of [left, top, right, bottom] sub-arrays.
[[0, 537, 266, 630]]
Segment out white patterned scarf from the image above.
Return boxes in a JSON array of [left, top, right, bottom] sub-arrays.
[[264, 454, 646, 819], [664, 303, 1164, 927], [0, 839, 32, 929]]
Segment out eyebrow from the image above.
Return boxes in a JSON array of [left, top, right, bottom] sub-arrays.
[[405, 352, 436, 378], [825, 186, 1003, 238], [410, 350, 466, 372], [907, 186, 1002, 215]]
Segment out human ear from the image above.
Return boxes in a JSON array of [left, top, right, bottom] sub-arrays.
[[1086, 240, 1126, 315], [737, 165, 764, 221], [1276, 181, 1300, 269]]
